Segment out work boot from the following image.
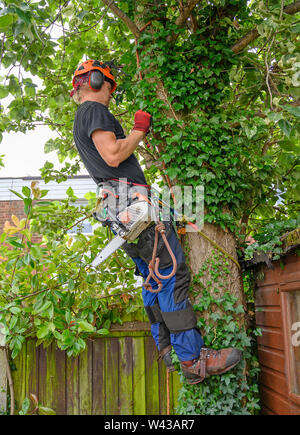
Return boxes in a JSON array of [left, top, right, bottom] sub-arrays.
[[160, 345, 176, 372], [181, 347, 242, 385]]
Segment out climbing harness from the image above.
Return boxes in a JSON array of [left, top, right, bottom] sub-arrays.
[[90, 180, 177, 293]]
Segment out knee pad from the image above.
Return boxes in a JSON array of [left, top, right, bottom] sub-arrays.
[[160, 301, 197, 333], [145, 303, 163, 325]]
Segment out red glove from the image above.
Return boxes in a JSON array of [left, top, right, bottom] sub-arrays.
[[133, 110, 152, 134]]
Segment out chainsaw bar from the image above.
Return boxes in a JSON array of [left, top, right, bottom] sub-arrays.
[[91, 235, 126, 268]]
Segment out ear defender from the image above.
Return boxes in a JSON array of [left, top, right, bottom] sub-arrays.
[[89, 70, 104, 91]]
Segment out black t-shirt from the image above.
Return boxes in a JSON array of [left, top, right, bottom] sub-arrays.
[[73, 101, 147, 185]]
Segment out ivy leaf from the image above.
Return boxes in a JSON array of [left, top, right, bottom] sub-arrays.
[[244, 125, 257, 139], [278, 119, 292, 138], [283, 105, 300, 118]]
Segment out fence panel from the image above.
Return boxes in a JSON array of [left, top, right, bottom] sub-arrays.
[[12, 327, 181, 415]]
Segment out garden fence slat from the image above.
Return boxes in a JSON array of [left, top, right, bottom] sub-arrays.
[[11, 328, 181, 415], [53, 346, 66, 414], [158, 357, 167, 414], [79, 341, 92, 415], [66, 355, 79, 415], [132, 336, 146, 415], [13, 343, 26, 411], [145, 336, 160, 414], [171, 371, 181, 412], [92, 339, 106, 415], [105, 337, 120, 415], [25, 340, 38, 402], [119, 337, 133, 415]]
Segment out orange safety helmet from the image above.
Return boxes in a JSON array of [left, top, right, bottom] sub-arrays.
[[71, 60, 117, 95]]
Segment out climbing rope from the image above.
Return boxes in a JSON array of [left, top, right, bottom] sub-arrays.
[[143, 222, 177, 294]]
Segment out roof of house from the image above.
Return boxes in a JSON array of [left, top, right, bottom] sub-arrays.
[[0, 175, 96, 201]]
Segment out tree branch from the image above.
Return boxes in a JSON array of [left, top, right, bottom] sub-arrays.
[[175, 0, 199, 28], [167, 0, 199, 43], [232, 1, 300, 54], [101, 0, 141, 39]]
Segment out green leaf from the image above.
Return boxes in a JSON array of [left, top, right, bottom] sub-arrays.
[[15, 7, 32, 25], [166, 167, 178, 180], [244, 125, 257, 139], [0, 13, 16, 29], [97, 328, 109, 335], [31, 245, 42, 259], [0, 85, 9, 99], [68, 278, 75, 291], [36, 324, 50, 339], [22, 186, 31, 198], [9, 316, 18, 329], [8, 240, 25, 249], [35, 301, 52, 314], [278, 119, 292, 138], [9, 189, 24, 200], [283, 105, 300, 118], [267, 112, 283, 122], [20, 397, 30, 415], [38, 406, 56, 415], [78, 320, 94, 332], [24, 197, 32, 215]]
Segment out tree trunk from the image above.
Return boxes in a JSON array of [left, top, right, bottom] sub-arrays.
[[184, 222, 246, 325]]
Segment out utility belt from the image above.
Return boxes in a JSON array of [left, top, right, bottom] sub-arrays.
[[93, 178, 174, 269]]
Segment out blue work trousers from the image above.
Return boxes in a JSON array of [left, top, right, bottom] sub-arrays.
[[130, 228, 203, 362]]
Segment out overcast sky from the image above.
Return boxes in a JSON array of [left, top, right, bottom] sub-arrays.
[[0, 125, 89, 178], [1, 126, 59, 178], [0, 43, 88, 179]]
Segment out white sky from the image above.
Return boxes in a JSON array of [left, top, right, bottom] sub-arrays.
[[0, 27, 89, 179], [1, 126, 60, 177], [0, 126, 88, 178]]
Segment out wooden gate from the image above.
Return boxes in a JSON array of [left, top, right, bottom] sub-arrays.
[[12, 324, 181, 415]]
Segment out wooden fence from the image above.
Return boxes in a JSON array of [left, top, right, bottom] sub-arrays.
[[11, 323, 181, 415]]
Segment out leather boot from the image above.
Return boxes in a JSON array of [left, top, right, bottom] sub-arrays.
[[181, 347, 242, 385], [160, 345, 176, 372]]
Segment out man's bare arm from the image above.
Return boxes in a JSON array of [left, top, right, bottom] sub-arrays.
[[91, 129, 145, 168]]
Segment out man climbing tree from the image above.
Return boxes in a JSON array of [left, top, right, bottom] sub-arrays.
[[0, 0, 299, 414], [70, 59, 242, 384]]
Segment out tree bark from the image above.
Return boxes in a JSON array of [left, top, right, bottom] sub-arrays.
[[184, 222, 246, 324]]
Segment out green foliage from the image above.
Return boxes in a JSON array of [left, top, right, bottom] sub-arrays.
[[174, 251, 261, 415], [0, 0, 299, 416], [18, 395, 56, 415], [0, 185, 145, 359], [242, 214, 300, 261]]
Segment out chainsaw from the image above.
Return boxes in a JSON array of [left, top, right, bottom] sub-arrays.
[[90, 190, 158, 268]]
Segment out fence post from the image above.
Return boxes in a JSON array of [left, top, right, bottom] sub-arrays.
[[0, 327, 7, 413]]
